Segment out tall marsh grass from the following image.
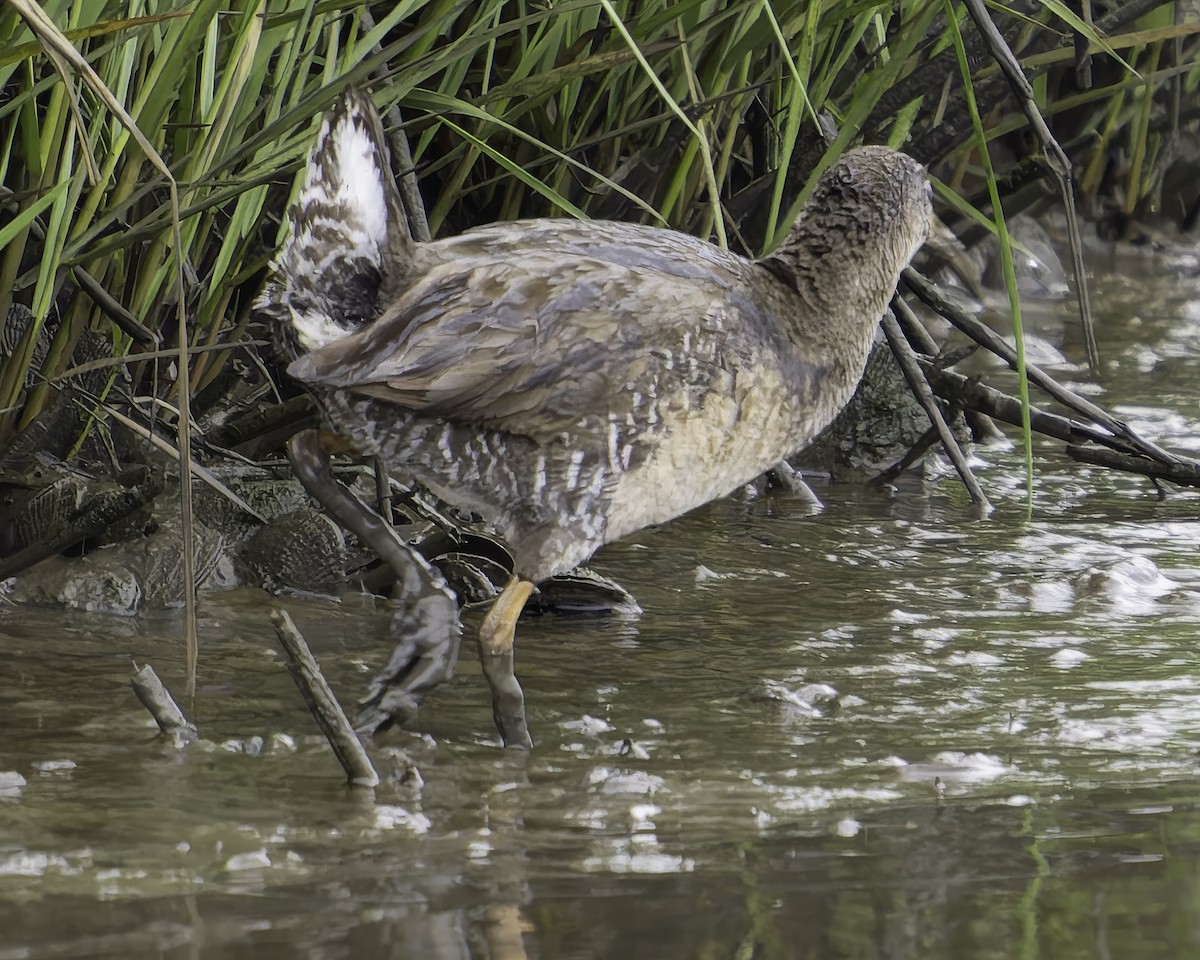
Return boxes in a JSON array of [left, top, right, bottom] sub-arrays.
[[3, 1, 1194, 447]]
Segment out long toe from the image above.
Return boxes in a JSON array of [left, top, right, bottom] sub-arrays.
[[355, 597, 463, 735], [288, 430, 463, 735]]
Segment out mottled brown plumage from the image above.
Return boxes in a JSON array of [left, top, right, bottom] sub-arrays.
[[256, 89, 932, 746]]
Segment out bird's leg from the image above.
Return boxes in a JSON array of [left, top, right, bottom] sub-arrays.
[[287, 429, 462, 735], [479, 577, 536, 749]]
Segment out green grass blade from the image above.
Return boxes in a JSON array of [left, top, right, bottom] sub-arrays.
[[945, 0, 1034, 508]]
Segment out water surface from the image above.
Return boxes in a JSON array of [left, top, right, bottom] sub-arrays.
[[4, 244, 1200, 958]]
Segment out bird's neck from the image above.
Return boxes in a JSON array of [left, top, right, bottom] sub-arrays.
[[758, 238, 891, 393]]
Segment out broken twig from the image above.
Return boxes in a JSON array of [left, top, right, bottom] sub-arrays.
[[885, 299, 991, 510], [271, 608, 379, 787], [903, 266, 1195, 469], [130, 662, 197, 742]]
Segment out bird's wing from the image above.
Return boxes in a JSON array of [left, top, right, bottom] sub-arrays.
[[287, 251, 752, 441]]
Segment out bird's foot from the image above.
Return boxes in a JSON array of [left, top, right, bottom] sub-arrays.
[[287, 429, 462, 735], [355, 592, 463, 735]]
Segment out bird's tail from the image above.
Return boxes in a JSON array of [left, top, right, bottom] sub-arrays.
[[256, 88, 414, 356]]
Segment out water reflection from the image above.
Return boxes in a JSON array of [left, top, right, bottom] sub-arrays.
[[5, 248, 1200, 957]]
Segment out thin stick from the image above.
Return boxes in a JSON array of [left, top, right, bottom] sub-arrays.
[[385, 115, 431, 244], [903, 266, 1194, 468], [7, 0, 199, 692], [131, 662, 197, 740], [373, 457, 392, 526], [202, 393, 316, 450], [891, 291, 940, 355], [362, 8, 433, 245], [962, 0, 1098, 373], [882, 307, 991, 511], [270, 609, 379, 788], [920, 361, 1200, 489], [920, 362, 1126, 450], [888, 291, 1003, 442], [1066, 444, 1200, 485], [871, 424, 941, 486]]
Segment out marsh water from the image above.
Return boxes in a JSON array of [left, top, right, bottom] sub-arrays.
[[6, 242, 1200, 959]]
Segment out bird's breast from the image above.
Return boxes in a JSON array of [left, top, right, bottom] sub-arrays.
[[602, 365, 816, 543]]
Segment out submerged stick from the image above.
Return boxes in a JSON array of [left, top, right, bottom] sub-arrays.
[[1066, 444, 1200, 487], [922, 363, 1143, 453], [270, 609, 379, 787], [130, 662, 197, 742], [903, 266, 1194, 469], [871, 424, 941, 486], [921, 363, 1200, 488], [287, 430, 462, 737]]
